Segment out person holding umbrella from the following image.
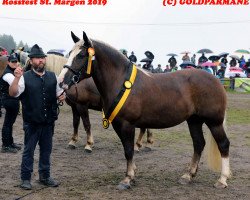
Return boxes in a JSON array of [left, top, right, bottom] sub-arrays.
[[168, 56, 177, 68], [229, 57, 237, 67], [198, 53, 208, 65]]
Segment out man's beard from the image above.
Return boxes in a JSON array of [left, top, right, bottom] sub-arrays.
[[33, 63, 45, 73]]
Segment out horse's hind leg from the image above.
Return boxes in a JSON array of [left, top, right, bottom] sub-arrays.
[[145, 129, 154, 150], [134, 128, 145, 152], [179, 117, 205, 184], [206, 122, 230, 188], [134, 128, 154, 152], [68, 103, 80, 149], [78, 105, 94, 153]]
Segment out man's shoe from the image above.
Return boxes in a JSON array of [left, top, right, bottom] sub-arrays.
[[20, 180, 32, 190], [39, 177, 59, 187], [11, 143, 22, 151], [1, 146, 18, 153]]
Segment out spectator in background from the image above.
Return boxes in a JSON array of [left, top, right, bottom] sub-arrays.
[[221, 55, 228, 67], [0, 54, 21, 153], [198, 53, 208, 65], [128, 51, 137, 64], [168, 56, 177, 68], [191, 54, 196, 65], [239, 55, 246, 69], [154, 64, 163, 73], [164, 65, 171, 73], [229, 58, 237, 67], [182, 53, 190, 62]]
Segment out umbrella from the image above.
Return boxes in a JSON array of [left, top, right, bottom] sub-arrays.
[[208, 55, 220, 61], [140, 58, 152, 63], [180, 61, 196, 68], [145, 51, 154, 60], [201, 61, 216, 67], [218, 52, 229, 57], [229, 55, 240, 60], [225, 67, 247, 78], [166, 53, 178, 57], [197, 48, 213, 54], [180, 51, 191, 54], [234, 49, 250, 54]]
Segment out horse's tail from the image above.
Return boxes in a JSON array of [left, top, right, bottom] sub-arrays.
[[205, 113, 227, 172]]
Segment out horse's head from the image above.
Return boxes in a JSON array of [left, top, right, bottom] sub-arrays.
[[58, 31, 94, 90]]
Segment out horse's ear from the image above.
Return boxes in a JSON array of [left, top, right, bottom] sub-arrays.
[[20, 47, 24, 51], [83, 31, 90, 47], [71, 31, 80, 43]]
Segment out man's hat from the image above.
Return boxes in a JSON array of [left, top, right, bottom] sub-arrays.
[[8, 53, 18, 62], [28, 44, 47, 58]]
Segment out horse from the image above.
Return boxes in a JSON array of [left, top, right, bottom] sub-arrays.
[[65, 77, 154, 152], [58, 31, 230, 190], [15, 48, 153, 152]]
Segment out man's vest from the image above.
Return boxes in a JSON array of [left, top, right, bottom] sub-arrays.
[[20, 70, 58, 124]]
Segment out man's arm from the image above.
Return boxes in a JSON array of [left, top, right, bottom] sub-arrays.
[[9, 66, 23, 97]]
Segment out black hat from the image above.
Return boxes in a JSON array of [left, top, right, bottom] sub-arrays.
[[28, 44, 47, 58], [8, 53, 18, 62]]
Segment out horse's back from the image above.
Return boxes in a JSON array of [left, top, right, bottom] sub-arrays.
[[0, 56, 8, 76], [46, 54, 67, 75], [130, 69, 226, 127]]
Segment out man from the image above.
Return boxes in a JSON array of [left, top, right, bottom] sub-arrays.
[[154, 64, 163, 73], [128, 51, 137, 64], [198, 53, 208, 65], [191, 54, 196, 65], [168, 56, 177, 68], [9, 44, 65, 190], [0, 54, 21, 153]]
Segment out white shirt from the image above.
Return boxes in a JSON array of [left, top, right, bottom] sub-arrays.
[[4, 70, 64, 98]]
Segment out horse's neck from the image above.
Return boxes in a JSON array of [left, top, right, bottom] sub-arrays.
[[92, 42, 128, 110]]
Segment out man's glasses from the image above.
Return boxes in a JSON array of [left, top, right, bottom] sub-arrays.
[[11, 61, 17, 63]]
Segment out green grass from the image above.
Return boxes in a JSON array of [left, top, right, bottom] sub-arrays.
[[227, 108, 250, 124]]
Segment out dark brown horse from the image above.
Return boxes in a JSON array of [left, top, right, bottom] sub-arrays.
[[65, 78, 154, 152], [58, 31, 230, 190]]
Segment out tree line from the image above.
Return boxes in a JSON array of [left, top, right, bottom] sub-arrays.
[[0, 34, 30, 54]]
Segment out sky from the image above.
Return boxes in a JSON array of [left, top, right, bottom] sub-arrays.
[[0, 0, 250, 67]]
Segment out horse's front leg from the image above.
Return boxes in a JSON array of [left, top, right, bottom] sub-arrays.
[[68, 103, 80, 149], [113, 121, 136, 190], [79, 105, 94, 153]]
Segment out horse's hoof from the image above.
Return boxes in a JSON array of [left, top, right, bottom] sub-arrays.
[[84, 147, 92, 153], [134, 145, 140, 152], [214, 181, 227, 189], [67, 144, 76, 149], [116, 183, 131, 190], [178, 174, 191, 185]]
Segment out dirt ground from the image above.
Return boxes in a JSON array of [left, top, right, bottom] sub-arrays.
[[0, 92, 249, 200]]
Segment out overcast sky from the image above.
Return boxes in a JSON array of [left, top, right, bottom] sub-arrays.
[[0, 1, 250, 66]]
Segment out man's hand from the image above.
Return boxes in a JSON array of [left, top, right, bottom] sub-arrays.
[[14, 66, 23, 78], [57, 93, 66, 102]]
